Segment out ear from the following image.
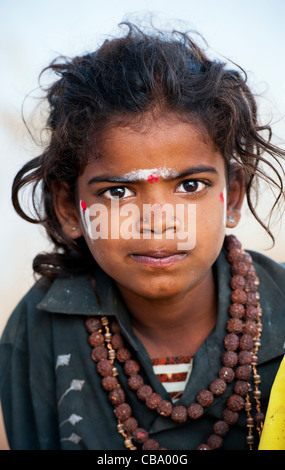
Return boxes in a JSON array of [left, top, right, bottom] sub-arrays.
[[226, 166, 246, 228], [52, 182, 83, 239]]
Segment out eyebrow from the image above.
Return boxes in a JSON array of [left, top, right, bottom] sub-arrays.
[[87, 166, 218, 185]]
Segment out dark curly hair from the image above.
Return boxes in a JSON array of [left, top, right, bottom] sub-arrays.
[[12, 22, 285, 280]]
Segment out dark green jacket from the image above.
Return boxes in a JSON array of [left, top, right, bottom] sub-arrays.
[[1, 248, 285, 450]]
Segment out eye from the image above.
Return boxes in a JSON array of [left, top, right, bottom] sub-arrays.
[[102, 186, 135, 199], [176, 180, 207, 194]]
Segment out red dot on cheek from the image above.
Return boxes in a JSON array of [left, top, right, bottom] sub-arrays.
[[219, 192, 224, 203], [81, 200, 87, 211]]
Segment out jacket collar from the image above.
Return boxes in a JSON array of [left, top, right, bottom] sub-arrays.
[[37, 267, 117, 316], [37, 248, 285, 365]]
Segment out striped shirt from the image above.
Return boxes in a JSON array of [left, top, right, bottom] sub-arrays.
[[151, 356, 193, 402]]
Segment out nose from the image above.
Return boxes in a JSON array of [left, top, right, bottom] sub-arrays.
[[137, 203, 179, 235]]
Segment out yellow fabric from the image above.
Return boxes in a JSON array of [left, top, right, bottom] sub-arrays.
[[259, 356, 285, 450]]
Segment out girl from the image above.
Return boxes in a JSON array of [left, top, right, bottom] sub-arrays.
[[1, 23, 285, 451]]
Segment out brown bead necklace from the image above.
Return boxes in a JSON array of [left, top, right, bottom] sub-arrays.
[[85, 235, 264, 450]]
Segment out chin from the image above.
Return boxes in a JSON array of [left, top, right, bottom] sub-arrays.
[[133, 280, 186, 301]]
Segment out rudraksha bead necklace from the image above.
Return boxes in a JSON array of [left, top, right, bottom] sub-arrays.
[[85, 235, 264, 450]]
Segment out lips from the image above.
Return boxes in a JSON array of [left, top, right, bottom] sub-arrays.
[[129, 250, 187, 268]]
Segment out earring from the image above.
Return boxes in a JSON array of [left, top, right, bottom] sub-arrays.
[[227, 216, 235, 224]]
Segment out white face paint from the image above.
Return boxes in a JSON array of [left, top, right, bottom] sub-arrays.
[[222, 187, 227, 225], [80, 201, 91, 236], [120, 167, 179, 182]]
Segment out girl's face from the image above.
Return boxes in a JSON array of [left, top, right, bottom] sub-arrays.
[[76, 117, 243, 300]]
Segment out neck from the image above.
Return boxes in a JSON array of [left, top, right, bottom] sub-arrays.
[[117, 268, 217, 359]]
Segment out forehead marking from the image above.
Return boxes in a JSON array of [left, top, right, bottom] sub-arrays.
[[121, 168, 178, 182], [147, 174, 159, 183]]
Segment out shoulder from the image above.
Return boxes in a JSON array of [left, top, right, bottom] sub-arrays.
[[1, 269, 105, 346], [0, 278, 52, 348], [249, 250, 285, 294], [247, 250, 285, 364]]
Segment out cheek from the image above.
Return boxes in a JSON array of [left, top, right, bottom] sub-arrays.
[[86, 237, 123, 275], [196, 190, 227, 237], [78, 201, 118, 269]]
